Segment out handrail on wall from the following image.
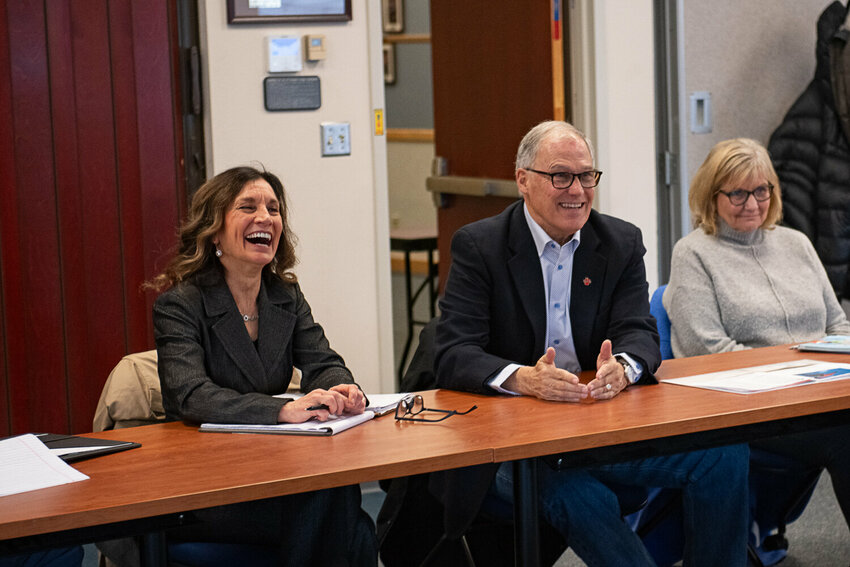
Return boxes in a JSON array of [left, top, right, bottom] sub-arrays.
[[425, 175, 518, 199]]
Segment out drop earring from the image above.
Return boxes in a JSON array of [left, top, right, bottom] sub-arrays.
[[215, 248, 223, 257]]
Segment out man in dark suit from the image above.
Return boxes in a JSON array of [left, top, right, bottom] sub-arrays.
[[434, 121, 748, 566]]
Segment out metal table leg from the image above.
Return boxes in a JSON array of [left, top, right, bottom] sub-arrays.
[[139, 531, 167, 567], [513, 458, 540, 567]]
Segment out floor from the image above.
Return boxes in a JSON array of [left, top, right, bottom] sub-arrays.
[[554, 474, 850, 566]]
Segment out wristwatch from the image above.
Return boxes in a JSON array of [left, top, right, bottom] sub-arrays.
[[614, 355, 635, 383]]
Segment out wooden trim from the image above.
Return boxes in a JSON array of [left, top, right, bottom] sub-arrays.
[[426, 175, 517, 198], [387, 128, 434, 143], [390, 251, 435, 275], [551, 0, 565, 121], [382, 33, 430, 44]]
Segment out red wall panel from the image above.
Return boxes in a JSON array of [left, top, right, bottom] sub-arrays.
[[126, 1, 184, 354], [0, 0, 15, 436], [5, 1, 69, 434], [52, 1, 128, 433], [109, 1, 148, 355], [0, 1, 185, 434]]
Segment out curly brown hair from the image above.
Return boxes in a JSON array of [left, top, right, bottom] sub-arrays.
[[146, 166, 298, 291]]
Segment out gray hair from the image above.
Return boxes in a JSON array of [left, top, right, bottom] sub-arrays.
[[515, 121, 595, 173]]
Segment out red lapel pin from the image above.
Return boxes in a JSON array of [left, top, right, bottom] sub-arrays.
[[583, 277, 591, 286]]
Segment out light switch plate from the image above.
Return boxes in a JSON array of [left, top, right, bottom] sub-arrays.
[[689, 91, 712, 134], [321, 122, 351, 156]]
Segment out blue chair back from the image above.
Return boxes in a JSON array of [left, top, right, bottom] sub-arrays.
[[649, 285, 673, 360]]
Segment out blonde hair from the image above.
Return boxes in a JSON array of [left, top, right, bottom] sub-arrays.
[[689, 138, 782, 235], [145, 166, 298, 292]]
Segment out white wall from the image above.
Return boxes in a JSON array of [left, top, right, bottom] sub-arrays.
[[583, 0, 828, 288], [198, 0, 394, 393], [682, 1, 833, 188], [591, 0, 659, 288], [387, 140, 436, 230]]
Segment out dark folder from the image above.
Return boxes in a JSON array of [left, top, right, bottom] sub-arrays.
[[35, 433, 141, 462]]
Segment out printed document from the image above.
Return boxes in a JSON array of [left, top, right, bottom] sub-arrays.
[[0, 433, 89, 497], [661, 359, 850, 394]]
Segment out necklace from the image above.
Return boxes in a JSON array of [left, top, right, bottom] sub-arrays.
[[241, 313, 259, 322]]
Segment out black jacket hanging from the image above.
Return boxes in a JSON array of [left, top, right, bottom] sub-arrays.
[[768, 0, 850, 299]]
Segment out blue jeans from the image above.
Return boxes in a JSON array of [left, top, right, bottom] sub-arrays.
[[491, 444, 749, 567], [0, 547, 83, 567]]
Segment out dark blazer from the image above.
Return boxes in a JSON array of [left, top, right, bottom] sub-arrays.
[[153, 267, 356, 425], [432, 200, 661, 537]]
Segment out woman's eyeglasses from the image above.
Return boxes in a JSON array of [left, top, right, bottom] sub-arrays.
[[394, 394, 478, 423], [716, 183, 773, 206]]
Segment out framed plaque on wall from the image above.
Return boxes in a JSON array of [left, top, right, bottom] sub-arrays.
[[227, 0, 352, 24]]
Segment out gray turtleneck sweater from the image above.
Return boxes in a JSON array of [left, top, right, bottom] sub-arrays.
[[663, 221, 850, 358]]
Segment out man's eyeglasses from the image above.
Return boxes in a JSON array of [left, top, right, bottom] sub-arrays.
[[716, 183, 773, 206], [394, 394, 478, 423], [525, 168, 603, 189]]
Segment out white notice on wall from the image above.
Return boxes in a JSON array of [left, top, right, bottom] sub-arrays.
[[250, 0, 282, 8]]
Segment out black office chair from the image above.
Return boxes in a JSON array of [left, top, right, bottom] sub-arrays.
[[380, 470, 567, 567], [420, 490, 568, 567]]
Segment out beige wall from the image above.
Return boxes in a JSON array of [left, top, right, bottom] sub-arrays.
[[387, 141, 436, 231], [683, 0, 833, 223], [590, 0, 659, 288], [580, 0, 833, 288], [198, 0, 394, 393]]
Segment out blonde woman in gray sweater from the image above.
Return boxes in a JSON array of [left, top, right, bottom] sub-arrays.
[[665, 138, 850, 537]]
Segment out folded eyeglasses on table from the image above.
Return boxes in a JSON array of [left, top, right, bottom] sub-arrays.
[[394, 394, 478, 423]]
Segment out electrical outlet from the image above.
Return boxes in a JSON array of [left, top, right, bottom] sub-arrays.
[[320, 122, 351, 156]]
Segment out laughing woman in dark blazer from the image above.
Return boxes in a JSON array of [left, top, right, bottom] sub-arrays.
[[148, 165, 377, 566]]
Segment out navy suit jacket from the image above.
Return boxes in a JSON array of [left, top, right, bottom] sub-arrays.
[[154, 267, 356, 425], [432, 199, 661, 537]]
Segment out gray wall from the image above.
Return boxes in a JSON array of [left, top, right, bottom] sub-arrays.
[[683, 1, 836, 197], [383, 0, 433, 128]]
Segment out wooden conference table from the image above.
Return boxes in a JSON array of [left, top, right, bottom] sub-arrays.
[[2, 345, 850, 566]]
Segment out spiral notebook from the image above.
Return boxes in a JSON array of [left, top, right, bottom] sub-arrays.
[[199, 410, 375, 436]]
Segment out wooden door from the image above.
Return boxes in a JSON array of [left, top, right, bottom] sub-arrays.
[[429, 0, 568, 285], [0, 1, 188, 435]]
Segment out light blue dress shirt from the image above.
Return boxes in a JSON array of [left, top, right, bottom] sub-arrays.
[[490, 203, 641, 394]]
